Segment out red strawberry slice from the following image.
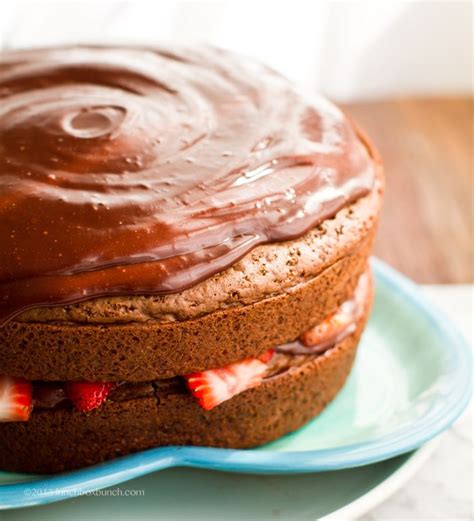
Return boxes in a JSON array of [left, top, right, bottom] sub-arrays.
[[0, 376, 33, 422], [300, 307, 353, 347], [65, 382, 114, 412], [185, 351, 273, 411], [259, 349, 275, 363]]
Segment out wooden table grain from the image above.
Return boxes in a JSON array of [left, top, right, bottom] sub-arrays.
[[343, 97, 473, 283]]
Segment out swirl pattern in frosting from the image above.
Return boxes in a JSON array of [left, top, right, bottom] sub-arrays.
[[0, 45, 375, 323]]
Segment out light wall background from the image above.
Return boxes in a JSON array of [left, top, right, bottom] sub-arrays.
[[0, 0, 472, 101]]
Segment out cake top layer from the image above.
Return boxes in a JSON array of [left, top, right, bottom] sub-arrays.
[[0, 45, 375, 323]]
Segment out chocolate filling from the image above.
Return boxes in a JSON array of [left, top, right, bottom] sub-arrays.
[[32, 352, 315, 409]]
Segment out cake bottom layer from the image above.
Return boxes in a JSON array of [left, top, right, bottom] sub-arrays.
[[0, 282, 371, 473]]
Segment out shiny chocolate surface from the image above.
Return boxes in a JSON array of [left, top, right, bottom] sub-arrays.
[[0, 46, 374, 322]]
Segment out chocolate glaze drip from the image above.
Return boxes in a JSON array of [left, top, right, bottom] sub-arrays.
[[0, 46, 375, 323]]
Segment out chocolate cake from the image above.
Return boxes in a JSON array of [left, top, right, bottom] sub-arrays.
[[0, 45, 383, 473]]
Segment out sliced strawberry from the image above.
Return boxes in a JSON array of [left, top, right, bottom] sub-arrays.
[[0, 376, 33, 422], [185, 353, 271, 410], [65, 382, 114, 412], [259, 349, 275, 363], [300, 307, 353, 347]]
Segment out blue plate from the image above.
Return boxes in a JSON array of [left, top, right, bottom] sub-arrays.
[[0, 259, 471, 509]]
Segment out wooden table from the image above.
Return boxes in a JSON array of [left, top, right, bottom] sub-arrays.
[[343, 97, 473, 283]]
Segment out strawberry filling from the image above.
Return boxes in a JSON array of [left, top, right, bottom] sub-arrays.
[[0, 275, 366, 421], [0, 377, 33, 422], [185, 349, 274, 410], [65, 382, 115, 413]]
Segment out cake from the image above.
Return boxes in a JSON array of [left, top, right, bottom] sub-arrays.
[[0, 45, 383, 473]]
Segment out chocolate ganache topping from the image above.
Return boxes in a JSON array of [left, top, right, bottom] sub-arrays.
[[0, 45, 375, 323]]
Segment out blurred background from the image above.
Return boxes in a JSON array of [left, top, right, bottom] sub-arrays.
[[1, 0, 472, 283]]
